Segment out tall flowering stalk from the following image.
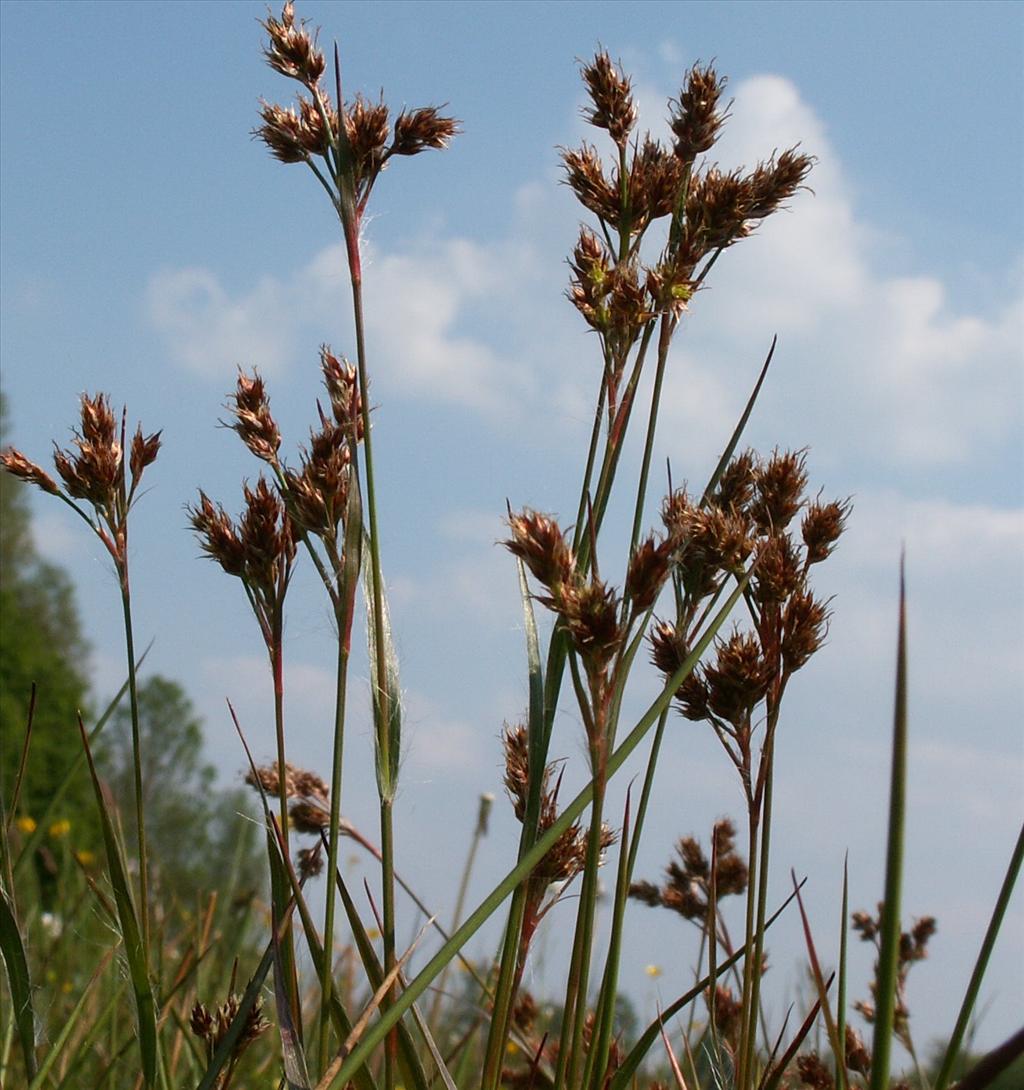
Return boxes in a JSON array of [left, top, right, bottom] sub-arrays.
[[251, 4, 458, 1082], [1, 394, 161, 1075]]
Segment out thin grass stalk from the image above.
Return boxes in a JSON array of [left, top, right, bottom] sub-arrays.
[[933, 820, 1024, 1090], [628, 314, 677, 552], [563, 774, 609, 1089], [318, 628, 352, 1073], [743, 716, 780, 1088], [737, 807, 761, 1090], [119, 579, 150, 955], [583, 786, 636, 1090], [869, 558, 909, 1090], [331, 576, 751, 1086]]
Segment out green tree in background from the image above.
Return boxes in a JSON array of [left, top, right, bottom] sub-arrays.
[[101, 673, 260, 906], [0, 391, 95, 847]]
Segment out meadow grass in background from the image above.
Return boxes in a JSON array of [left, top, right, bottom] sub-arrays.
[[1, 4, 1022, 1088]]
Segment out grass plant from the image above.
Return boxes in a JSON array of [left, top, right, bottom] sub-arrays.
[[1, 5, 1020, 1089]]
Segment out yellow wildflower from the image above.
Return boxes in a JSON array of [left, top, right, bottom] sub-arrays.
[[645, 964, 662, 978], [16, 816, 37, 835], [49, 819, 72, 839]]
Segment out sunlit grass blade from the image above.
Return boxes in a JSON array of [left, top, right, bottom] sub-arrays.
[[0, 887, 36, 1079], [869, 557, 909, 1090], [52, 982, 127, 1090], [329, 573, 751, 1087], [934, 820, 1024, 1090], [13, 647, 149, 878], [658, 1006, 690, 1090], [77, 713, 159, 1087], [27, 945, 116, 1090]]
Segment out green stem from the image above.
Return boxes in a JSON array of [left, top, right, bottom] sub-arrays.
[[737, 804, 760, 1090], [318, 628, 351, 1073], [564, 768, 608, 1089], [628, 314, 676, 553], [380, 797, 397, 1090], [119, 578, 150, 956]]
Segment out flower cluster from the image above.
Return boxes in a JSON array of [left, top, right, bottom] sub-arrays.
[[1, 393, 160, 576], [255, 1, 459, 219]]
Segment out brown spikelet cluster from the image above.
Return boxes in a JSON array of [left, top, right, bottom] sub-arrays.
[[189, 992, 271, 1065], [502, 721, 615, 968], [852, 904, 937, 1050], [245, 760, 332, 837], [580, 51, 637, 147], [630, 818, 747, 925], [226, 369, 281, 464], [648, 449, 845, 811], [671, 63, 728, 164], [255, 2, 458, 219], [705, 983, 743, 1044], [188, 477, 295, 646], [561, 49, 813, 423], [1, 393, 160, 574]]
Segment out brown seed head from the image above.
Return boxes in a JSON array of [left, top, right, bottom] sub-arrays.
[[344, 93, 391, 184], [753, 533, 803, 606], [261, 2, 325, 87], [189, 1002, 214, 1040], [580, 51, 638, 147], [295, 95, 339, 156], [391, 106, 460, 155], [796, 1053, 835, 1090], [129, 426, 161, 484], [704, 628, 771, 726], [750, 449, 807, 532], [190, 492, 247, 577], [51, 393, 123, 509], [297, 845, 324, 879], [802, 497, 850, 565], [320, 346, 363, 437], [0, 449, 60, 495], [559, 578, 623, 673], [625, 534, 673, 612], [256, 101, 308, 164], [627, 879, 663, 907], [228, 369, 281, 464], [502, 722, 532, 823], [289, 798, 330, 834], [743, 147, 815, 220], [706, 984, 742, 1041], [568, 227, 612, 329], [845, 1026, 871, 1075], [713, 450, 756, 514], [561, 144, 620, 225], [686, 166, 752, 250], [781, 588, 830, 672], [671, 63, 728, 164], [504, 509, 575, 598], [239, 476, 295, 597], [629, 137, 685, 222]]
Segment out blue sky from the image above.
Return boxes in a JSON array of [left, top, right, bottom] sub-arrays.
[[2, 0, 1022, 1061]]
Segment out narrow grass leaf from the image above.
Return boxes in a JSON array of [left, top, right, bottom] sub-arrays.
[[934, 820, 1024, 1090], [658, 1007, 691, 1090], [869, 558, 908, 1090], [0, 887, 36, 1079], [955, 1026, 1024, 1090], [77, 714, 158, 1088], [269, 852, 312, 1090], [836, 855, 849, 1090], [5, 682, 36, 832]]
